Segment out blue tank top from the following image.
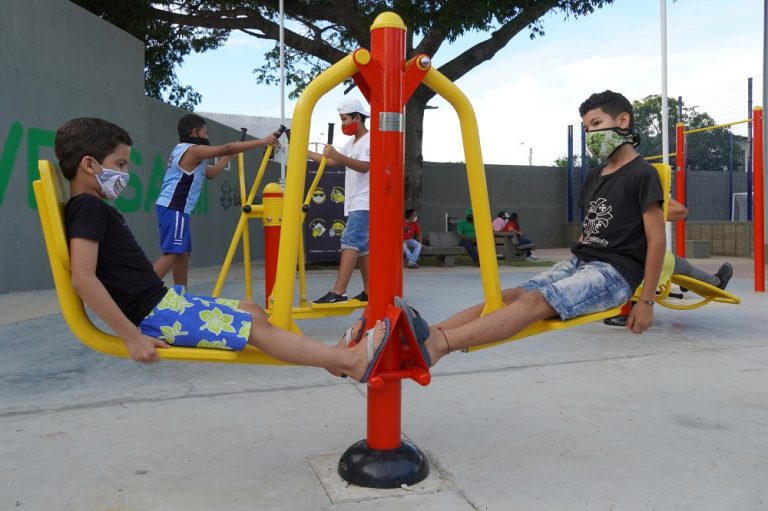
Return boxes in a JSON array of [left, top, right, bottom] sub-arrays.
[[156, 143, 206, 214]]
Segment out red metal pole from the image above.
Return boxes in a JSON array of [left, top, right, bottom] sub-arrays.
[[262, 183, 283, 306], [675, 122, 686, 257], [366, 14, 406, 452], [753, 107, 765, 292]]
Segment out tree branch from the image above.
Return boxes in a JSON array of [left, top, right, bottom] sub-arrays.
[[148, 5, 348, 63], [436, 1, 558, 84]]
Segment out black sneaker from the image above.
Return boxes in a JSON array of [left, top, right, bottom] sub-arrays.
[[715, 262, 733, 290], [352, 291, 368, 302], [313, 291, 348, 304], [603, 314, 628, 327]]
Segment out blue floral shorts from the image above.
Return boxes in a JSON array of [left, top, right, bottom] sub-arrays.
[[518, 256, 633, 320], [138, 286, 252, 351]]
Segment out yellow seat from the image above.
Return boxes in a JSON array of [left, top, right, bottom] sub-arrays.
[[34, 160, 286, 365], [660, 275, 741, 309], [634, 163, 741, 310], [467, 305, 623, 351]]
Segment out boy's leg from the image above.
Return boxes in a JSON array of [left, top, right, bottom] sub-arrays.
[[154, 206, 191, 281], [332, 249, 358, 295], [172, 252, 190, 287], [432, 287, 526, 331], [424, 291, 556, 366], [423, 258, 631, 366], [672, 255, 719, 287], [241, 300, 387, 381], [322, 210, 368, 297], [358, 254, 369, 293], [412, 240, 422, 261], [153, 253, 180, 280], [459, 240, 479, 263]]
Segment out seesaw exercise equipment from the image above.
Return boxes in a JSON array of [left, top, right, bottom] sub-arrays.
[[33, 11, 740, 490]]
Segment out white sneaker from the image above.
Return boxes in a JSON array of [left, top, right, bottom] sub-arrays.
[[526, 255, 538, 262]]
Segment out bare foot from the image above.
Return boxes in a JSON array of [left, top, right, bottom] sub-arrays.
[[347, 320, 389, 382], [336, 316, 365, 349], [327, 317, 366, 377]]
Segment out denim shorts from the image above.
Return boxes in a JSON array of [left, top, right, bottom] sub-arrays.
[[340, 209, 369, 255], [156, 205, 191, 254], [139, 286, 251, 351], [518, 256, 633, 320]]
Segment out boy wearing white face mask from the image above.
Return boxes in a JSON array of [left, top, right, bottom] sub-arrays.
[[55, 117, 393, 377], [391, 92, 666, 372], [153, 114, 281, 288]]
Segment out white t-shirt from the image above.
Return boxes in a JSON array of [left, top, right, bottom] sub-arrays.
[[340, 132, 370, 215]]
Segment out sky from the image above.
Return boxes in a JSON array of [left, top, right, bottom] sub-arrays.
[[175, 0, 764, 166]]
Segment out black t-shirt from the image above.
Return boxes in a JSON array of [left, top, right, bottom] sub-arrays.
[[65, 194, 167, 325], [572, 156, 664, 289]]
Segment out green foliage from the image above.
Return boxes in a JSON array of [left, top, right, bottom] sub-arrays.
[[75, 0, 615, 106], [71, 0, 229, 109], [553, 153, 599, 169], [632, 95, 740, 172]]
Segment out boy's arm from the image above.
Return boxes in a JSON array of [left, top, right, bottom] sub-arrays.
[[204, 155, 232, 180], [322, 145, 370, 173], [626, 202, 666, 334], [307, 148, 342, 167], [69, 237, 168, 363], [180, 133, 281, 172], [667, 198, 688, 222]]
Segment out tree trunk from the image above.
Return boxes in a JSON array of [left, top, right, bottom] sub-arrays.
[[404, 99, 426, 212]]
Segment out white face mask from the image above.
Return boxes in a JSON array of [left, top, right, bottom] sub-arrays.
[[94, 162, 130, 200]]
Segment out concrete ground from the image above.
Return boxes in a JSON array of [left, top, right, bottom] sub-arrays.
[[1, 249, 766, 511]]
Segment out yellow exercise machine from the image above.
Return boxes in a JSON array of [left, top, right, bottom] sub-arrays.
[[210, 126, 366, 322]]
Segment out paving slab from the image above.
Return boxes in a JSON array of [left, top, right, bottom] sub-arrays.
[[1, 252, 766, 510]]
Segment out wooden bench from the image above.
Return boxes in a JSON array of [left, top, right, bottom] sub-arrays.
[[420, 231, 467, 267]]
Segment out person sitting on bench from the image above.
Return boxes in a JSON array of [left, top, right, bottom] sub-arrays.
[[504, 212, 538, 261]]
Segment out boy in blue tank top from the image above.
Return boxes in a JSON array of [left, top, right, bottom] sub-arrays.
[[153, 114, 281, 287]]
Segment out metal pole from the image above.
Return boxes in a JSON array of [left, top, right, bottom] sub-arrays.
[[764, 0, 768, 256], [753, 107, 765, 291], [660, 0, 672, 249], [729, 132, 734, 220], [580, 123, 587, 220], [660, 0, 670, 168], [567, 125, 574, 222], [748, 77, 754, 221], [279, 0, 286, 185]]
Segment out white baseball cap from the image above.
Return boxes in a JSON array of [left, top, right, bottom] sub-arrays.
[[337, 98, 370, 117]]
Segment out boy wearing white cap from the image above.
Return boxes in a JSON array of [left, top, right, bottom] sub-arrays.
[[309, 98, 371, 304]]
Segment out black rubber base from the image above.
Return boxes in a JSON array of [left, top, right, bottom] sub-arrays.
[[338, 439, 429, 488]]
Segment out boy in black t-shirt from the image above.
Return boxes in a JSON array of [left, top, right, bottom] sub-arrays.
[[55, 117, 390, 381], [399, 91, 667, 368]]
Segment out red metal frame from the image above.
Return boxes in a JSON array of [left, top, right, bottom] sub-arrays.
[[675, 122, 686, 257], [753, 107, 765, 292], [263, 189, 282, 307], [351, 19, 431, 450]]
